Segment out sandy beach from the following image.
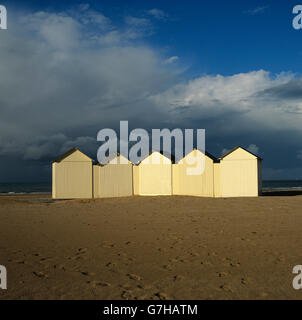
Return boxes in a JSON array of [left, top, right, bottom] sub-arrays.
[[0, 193, 302, 300]]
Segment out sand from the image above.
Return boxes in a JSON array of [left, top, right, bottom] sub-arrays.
[[0, 193, 302, 300]]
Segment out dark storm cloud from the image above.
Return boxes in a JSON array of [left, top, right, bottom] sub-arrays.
[[257, 79, 302, 100], [0, 7, 302, 181]]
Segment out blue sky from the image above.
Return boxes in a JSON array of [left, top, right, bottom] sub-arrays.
[[0, 0, 302, 181], [8, 0, 301, 76]]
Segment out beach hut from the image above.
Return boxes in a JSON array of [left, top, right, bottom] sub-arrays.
[[52, 148, 93, 199], [93, 153, 133, 198], [213, 162, 222, 198], [219, 146, 262, 197], [133, 151, 173, 196], [173, 149, 218, 197]]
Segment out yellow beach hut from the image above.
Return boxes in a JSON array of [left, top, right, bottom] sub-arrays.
[[173, 149, 218, 197], [52, 148, 93, 199], [219, 146, 262, 197], [93, 153, 133, 198], [133, 151, 173, 196]]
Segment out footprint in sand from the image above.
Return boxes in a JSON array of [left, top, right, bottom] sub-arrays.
[[127, 273, 142, 281], [87, 280, 110, 287], [218, 284, 234, 293], [120, 284, 132, 290], [162, 264, 173, 271], [217, 271, 228, 278], [80, 271, 96, 276], [173, 256, 187, 263], [240, 277, 252, 285], [33, 271, 48, 278], [106, 262, 116, 268], [153, 292, 169, 300], [125, 241, 136, 246], [223, 257, 241, 268], [275, 256, 285, 264], [189, 252, 200, 257], [68, 248, 88, 261], [38, 256, 53, 265], [53, 264, 66, 271], [173, 275, 185, 281], [102, 242, 115, 248], [229, 262, 241, 268], [121, 290, 134, 299]]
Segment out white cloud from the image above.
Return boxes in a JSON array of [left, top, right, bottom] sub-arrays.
[[0, 9, 179, 160], [124, 16, 154, 39], [25, 12, 81, 50], [1, 6, 302, 176], [125, 16, 150, 27], [150, 70, 302, 132], [164, 56, 179, 64], [147, 8, 166, 20], [244, 5, 270, 15]]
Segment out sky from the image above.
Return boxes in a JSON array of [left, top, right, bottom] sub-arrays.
[[0, 0, 302, 182]]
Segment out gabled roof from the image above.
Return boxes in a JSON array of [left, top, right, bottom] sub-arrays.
[[96, 152, 131, 166], [137, 150, 175, 165], [176, 148, 219, 164], [220, 146, 262, 160], [53, 148, 94, 163]]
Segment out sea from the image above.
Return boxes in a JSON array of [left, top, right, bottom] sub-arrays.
[[0, 181, 301, 194], [262, 180, 302, 191], [0, 182, 51, 194]]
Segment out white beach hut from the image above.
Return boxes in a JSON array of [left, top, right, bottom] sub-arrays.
[[219, 146, 262, 197], [172, 149, 218, 197], [133, 151, 173, 196], [93, 153, 133, 198], [52, 148, 93, 199]]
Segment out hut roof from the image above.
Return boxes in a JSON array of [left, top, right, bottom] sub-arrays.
[[96, 152, 130, 166], [175, 148, 219, 164], [137, 150, 175, 165], [53, 148, 94, 163], [220, 146, 262, 161]]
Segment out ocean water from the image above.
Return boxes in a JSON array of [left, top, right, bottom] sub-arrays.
[[0, 181, 301, 194], [262, 180, 302, 191], [0, 182, 51, 194]]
